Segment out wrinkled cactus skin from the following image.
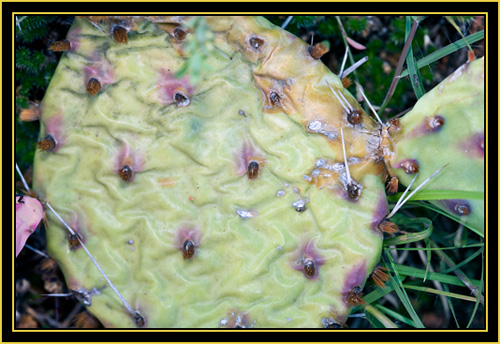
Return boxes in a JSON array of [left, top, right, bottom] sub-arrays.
[[32, 16, 483, 328]]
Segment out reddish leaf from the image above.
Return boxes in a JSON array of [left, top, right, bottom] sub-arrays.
[[15, 195, 43, 257], [346, 36, 366, 50]]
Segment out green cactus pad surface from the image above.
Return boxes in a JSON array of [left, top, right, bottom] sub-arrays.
[[386, 58, 485, 235], [33, 16, 389, 328]]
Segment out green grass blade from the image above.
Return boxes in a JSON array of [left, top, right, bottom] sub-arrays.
[[400, 30, 484, 77], [387, 276, 425, 328], [390, 263, 482, 288], [445, 16, 473, 51], [431, 241, 484, 305], [407, 201, 483, 237], [390, 243, 484, 251], [405, 16, 426, 99], [364, 304, 398, 328], [378, 17, 419, 116], [442, 278, 460, 328], [383, 217, 432, 246], [424, 238, 431, 282], [402, 284, 477, 302], [441, 247, 483, 274], [375, 304, 416, 327], [384, 250, 426, 328], [407, 54, 426, 99], [364, 311, 385, 328], [362, 284, 396, 304], [466, 248, 484, 328], [387, 189, 484, 202], [455, 224, 469, 247]]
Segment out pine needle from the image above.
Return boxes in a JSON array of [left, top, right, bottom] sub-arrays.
[[387, 163, 448, 220]]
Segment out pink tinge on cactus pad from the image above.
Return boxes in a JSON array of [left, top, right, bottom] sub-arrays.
[[82, 56, 115, 86], [459, 132, 485, 159], [65, 25, 81, 51], [15, 195, 44, 257], [341, 261, 367, 306], [291, 239, 325, 280], [407, 115, 446, 138], [157, 69, 194, 106], [42, 114, 65, 152], [235, 141, 265, 176], [370, 192, 389, 234], [67, 214, 87, 249], [442, 199, 472, 217], [114, 141, 145, 182], [175, 228, 201, 260]]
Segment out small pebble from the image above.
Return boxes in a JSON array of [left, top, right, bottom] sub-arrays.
[[307, 120, 322, 132], [292, 199, 307, 212], [236, 209, 258, 218], [315, 158, 326, 168], [327, 162, 345, 172], [320, 130, 337, 140]]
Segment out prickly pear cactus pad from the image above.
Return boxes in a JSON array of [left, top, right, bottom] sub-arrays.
[[385, 57, 485, 235], [33, 15, 394, 328]]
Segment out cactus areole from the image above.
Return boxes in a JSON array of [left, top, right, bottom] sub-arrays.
[[32, 16, 484, 328]]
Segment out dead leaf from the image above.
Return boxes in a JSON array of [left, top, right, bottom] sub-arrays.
[[346, 36, 366, 50], [16, 195, 43, 257]]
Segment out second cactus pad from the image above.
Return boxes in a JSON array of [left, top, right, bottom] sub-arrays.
[[386, 57, 485, 235]]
